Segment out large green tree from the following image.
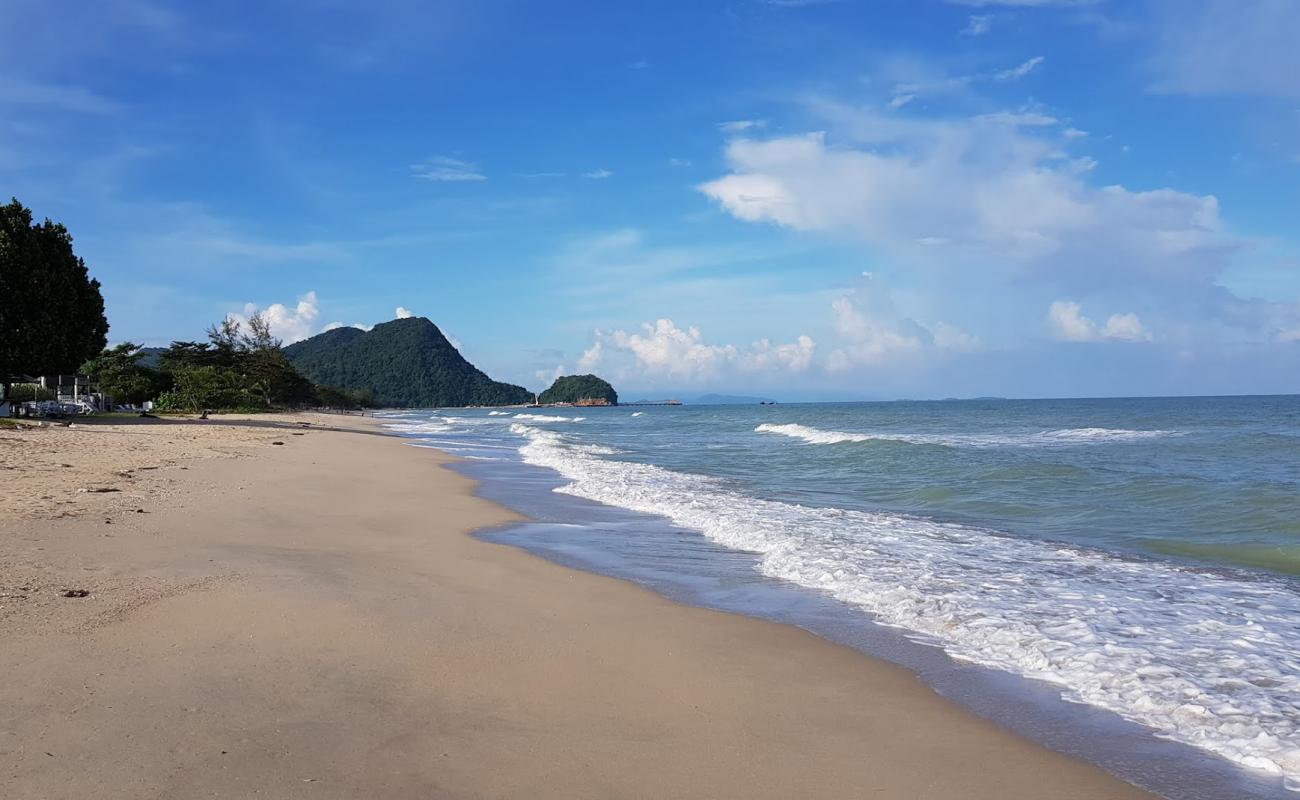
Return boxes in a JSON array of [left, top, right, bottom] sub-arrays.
[[0, 198, 108, 378]]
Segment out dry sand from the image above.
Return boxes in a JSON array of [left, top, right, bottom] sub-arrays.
[[0, 413, 1156, 799]]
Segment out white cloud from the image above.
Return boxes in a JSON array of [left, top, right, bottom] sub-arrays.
[[698, 109, 1237, 293], [1048, 301, 1151, 342], [962, 14, 993, 35], [322, 321, 373, 333], [411, 156, 486, 182], [578, 319, 814, 385], [668, 157, 692, 167], [582, 168, 613, 179], [994, 55, 1045, 81], [395, 306, 413, 318], [718, 119, 767, 134], [825, 295, 979, 371], [231, 291, 321, 344], [884, 57, 1047, 108], [827, 297, 925, 369]]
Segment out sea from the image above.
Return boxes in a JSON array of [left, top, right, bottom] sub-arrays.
[[379, 396, 1300, 799]]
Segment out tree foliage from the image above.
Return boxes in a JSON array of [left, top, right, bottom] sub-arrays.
[[538, 374, 618, 405], [80, 342, 169, 405], [153, 313, 316, 411], [0, 198, 108, 377], [284, 317, 531, 407]]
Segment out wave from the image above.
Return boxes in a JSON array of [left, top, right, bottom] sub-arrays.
[[631, 412, 644, 417], [513, 413, 585, 423], [755, 422, 1178, 449], [487, 410, 510, 416], [513, 423, 1300, 786]]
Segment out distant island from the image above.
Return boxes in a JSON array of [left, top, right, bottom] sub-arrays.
[[538, 374, 618, 406], [694, 393, 775, 405], [285, 317, 531, 408]]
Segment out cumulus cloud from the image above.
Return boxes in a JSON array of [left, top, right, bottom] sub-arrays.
[[578, 319, 815, 385], [395, 306, 413, 318], [322, 321, 374, 333], [825, 295, 979, 371], [1048, 301, 1152, 342], [411, 156, 486, 182], [230, 291, 321, 344], [698, 108, 1239, 296]]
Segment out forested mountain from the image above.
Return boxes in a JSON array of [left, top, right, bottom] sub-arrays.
[[538, 374, 618, 406], [284, 317, 530, 408]]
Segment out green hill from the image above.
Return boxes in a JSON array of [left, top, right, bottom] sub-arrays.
[[538, 374, 618, 406], [284, 317, 530, 408]]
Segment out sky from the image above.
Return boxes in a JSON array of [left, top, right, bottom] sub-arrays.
[[3, 0, 1299, 400]]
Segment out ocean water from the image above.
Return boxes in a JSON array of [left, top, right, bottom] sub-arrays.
[[381, 396, 1300, 797]]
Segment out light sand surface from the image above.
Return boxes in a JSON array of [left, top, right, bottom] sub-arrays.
[[0, 413, 1157, 799]]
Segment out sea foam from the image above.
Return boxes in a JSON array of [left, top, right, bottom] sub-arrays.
[[512, 422, 1300, 788], [755, 422, 1177, 448], [513, 413, 585, 423]]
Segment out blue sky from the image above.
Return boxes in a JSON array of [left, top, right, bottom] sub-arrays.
[[4, 0, 1299, 399]]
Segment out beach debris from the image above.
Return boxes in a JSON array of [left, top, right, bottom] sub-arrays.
[[271, 441, 285, 446], [61, 589, 90, 598], [78, 487, 121, 493], [291, 432, 305, 436], [104, 519, 112, 524], [135, 508, 146, 513]]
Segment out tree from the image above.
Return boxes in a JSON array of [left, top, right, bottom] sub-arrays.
[[0, 198, 108, 378], [81, 342, 169, 405], [154, 315, 316, 412], [156, 366, 239, 412]]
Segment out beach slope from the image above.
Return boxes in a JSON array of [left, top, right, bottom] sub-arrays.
[[0, 414, 1154, 799]]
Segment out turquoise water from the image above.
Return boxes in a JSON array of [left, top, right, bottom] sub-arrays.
[[383, 396, 1300, 792]]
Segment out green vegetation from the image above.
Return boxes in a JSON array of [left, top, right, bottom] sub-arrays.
[[285, 317, 531, 407], [0, 198, 108, 378], [538, 374, 618, 406], [81, 342, 170, 405], [153, 314, 316, 412]]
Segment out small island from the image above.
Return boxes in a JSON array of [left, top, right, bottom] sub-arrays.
[[538, 374, 618, 406]]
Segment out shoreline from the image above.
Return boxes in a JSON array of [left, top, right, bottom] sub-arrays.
[[3, 412, 1158, 798]]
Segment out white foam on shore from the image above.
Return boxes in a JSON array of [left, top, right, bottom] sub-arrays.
[[755, 422, 1178, 448], [513, 413, 585, 423], [512, 422, 1300, 788]]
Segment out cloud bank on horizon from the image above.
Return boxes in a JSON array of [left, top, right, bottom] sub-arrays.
[[2, 0, 1298, 398]]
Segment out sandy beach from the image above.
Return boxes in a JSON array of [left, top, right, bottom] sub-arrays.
[[0, 413, 1156, 799]]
